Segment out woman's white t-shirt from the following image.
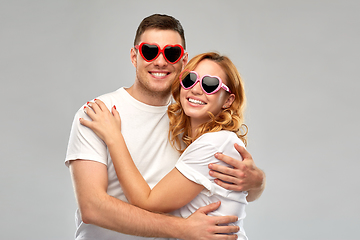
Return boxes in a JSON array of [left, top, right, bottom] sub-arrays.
[[173, 131, 248, 240]]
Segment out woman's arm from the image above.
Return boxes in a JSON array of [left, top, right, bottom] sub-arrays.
[[107, 135, 204, 212], [81, 99, 204, 213]]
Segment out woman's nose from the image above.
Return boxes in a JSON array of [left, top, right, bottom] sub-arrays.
[[190, 81, 203, 95]]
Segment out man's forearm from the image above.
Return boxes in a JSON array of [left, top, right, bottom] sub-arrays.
[[82, 193, 184, 238], [81, 193, 240, 240], [70, 160, 185, 238]]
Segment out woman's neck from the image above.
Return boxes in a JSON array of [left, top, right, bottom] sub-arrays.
[[190, 118, 203, 139]]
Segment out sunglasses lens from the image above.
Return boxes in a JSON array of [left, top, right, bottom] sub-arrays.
[[141, 44, 159, 61], [182, 72, 197, 88], [202, 76, 220, 94], [164, 46, 182, 63]]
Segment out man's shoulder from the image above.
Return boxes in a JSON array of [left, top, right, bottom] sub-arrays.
[[91, 87, 127, 109], [97, 87, 124, 101]]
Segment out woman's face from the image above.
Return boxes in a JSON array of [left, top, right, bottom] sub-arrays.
[[180, 59, 235, 128]]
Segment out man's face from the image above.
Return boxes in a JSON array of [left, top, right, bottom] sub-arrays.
[[131, 29, 188, 97]]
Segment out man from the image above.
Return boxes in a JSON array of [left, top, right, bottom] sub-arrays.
[[66, 14, 265, 240]]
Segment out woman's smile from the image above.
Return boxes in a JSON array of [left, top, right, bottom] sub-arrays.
[[187, 97, 207, 105]]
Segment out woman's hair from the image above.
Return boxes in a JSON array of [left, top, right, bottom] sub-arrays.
[[168, 52, 248, 153]]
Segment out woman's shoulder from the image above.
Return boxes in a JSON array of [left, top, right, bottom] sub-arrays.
[[197, 130, 240, 141], [194, 131, 244, 148]]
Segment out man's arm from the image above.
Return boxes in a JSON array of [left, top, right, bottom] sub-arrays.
[[209, 144, 265, 202], [70, 159, 240, 239]]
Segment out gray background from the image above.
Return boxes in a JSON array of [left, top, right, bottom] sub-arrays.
[[1, 0, 359, 239]]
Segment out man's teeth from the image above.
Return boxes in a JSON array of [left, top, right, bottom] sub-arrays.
[[151, 72, 167, 77], [188, 98, 206, 105]]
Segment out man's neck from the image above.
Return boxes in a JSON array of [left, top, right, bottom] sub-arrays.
[[126, 85, 172, 106]]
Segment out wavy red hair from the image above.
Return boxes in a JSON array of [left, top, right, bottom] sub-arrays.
[[168, 52, 248, 153]]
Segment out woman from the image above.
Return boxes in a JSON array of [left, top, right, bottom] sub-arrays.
[[81, 52, 249, 239]]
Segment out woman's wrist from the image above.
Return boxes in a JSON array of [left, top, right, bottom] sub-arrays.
[[105, 133, 124, 148]]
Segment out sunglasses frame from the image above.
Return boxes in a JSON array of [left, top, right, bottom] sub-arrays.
[[180, 70, 231, 95], [135, 42, 184, 64]]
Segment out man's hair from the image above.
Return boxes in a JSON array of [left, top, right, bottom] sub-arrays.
[[134, 14, 186, 49]]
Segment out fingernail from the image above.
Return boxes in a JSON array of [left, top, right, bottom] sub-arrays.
[[87, 101, 90, 105], [79, 118, 82, 121], [94, 98, 97, 101], [113, 105, 116, 110], [83, 106, 86, 109]]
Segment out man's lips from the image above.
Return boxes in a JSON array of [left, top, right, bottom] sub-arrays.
[[149, 72, 170, 78]]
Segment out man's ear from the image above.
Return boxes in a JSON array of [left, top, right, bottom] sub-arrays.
[[181, 52, 189, 70], [223, 94, 235, 108], [130, 47, 137, 68]]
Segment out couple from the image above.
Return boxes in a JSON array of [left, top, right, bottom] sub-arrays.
[[65, 14, 265, 240]]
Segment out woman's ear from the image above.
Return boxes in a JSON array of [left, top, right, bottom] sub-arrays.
[[223, 94, 235, 109]]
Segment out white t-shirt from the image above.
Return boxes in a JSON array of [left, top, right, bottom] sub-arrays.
[[65, 87, 180, 240], [173, 131, 248, 240]]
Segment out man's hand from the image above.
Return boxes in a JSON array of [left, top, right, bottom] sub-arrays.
[[181, 201, 239, 240], [209, 144, 265, 201]]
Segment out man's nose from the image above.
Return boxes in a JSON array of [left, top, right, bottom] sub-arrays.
[[152, 53, 168, 67]]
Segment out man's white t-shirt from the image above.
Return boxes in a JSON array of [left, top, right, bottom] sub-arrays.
[[65, 87, 180, 240], [173, 131, 248, 240]]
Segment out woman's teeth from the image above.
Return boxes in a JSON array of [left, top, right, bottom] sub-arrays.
[[188, 98, 205, 105]]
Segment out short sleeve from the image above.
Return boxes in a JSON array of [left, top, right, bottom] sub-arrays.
[[175, 131, 244, 198], [64, 106, 108, 167], [175, 143, 219, 195]]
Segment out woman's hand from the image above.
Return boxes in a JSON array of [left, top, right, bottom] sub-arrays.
[[79, 99, 121, 146]]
